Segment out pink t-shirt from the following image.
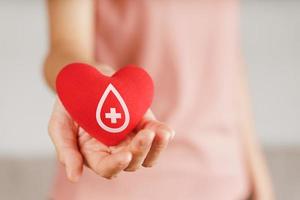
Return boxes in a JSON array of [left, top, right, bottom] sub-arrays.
[[51, 1, 250, 199]]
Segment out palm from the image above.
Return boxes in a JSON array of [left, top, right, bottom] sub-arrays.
[[77, 118, 151, 172], [49, 99, 174, 180]]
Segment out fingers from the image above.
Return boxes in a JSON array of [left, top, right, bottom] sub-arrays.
[[142, 122, 175, 167], [124, 129, 155, 171], [95, 151, 132, 179], [95, 64, 116, 76], [48, 100, 83, 182], [79, 132, 132, 179], [62, 148, 84, 182], [49, 101, 173, 180]]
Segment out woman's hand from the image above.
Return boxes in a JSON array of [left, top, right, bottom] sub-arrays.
[[45, 0, 174, 182], [48, 99, 175, 181]]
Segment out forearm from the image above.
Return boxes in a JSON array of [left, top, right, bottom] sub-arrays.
[[236, 64, 275, 200], [43, 47, 93, 91], [242, 126, 275, 200], [44, 0, 94, 91]]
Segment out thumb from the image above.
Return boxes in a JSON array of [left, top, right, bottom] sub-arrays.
[[48, 99, 83, 182]]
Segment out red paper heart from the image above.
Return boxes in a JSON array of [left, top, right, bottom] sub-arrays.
[[56, 63, 154, 146]]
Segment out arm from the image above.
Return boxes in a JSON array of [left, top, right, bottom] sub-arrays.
[[44, 0, 174, 181], [44, 0, 94, 90], [237, 66, 275, 200]]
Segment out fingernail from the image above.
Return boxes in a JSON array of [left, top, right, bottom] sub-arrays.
[[140, 129, 155, 142], [147, 130, 156, 140], [66, 160, 79, 182], [134, 130, 154, 149], [66, 167, 79, 182], [160, 129, 173, 141], [122, 151, 133, 163]]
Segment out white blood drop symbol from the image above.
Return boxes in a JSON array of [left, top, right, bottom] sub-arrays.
[[96, 83, 130, 133]]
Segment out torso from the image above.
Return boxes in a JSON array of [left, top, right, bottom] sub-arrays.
[[51, 1, 250, 199]]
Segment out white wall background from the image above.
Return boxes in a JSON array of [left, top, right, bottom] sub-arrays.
[[0, 1, 53, 156], [241, 0, 300, 146], [0, 1, 299, 157]]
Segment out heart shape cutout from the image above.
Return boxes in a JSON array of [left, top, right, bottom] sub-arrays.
[[56, 63, 154, 146]]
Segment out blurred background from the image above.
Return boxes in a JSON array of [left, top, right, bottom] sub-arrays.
[[0, 1, 299, 199]]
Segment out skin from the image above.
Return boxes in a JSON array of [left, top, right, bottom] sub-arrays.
[[44, 0, 274, 199], [237, 65, 275, 200], [45, 0, 174, 181], [49, 100, 174, 180]]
